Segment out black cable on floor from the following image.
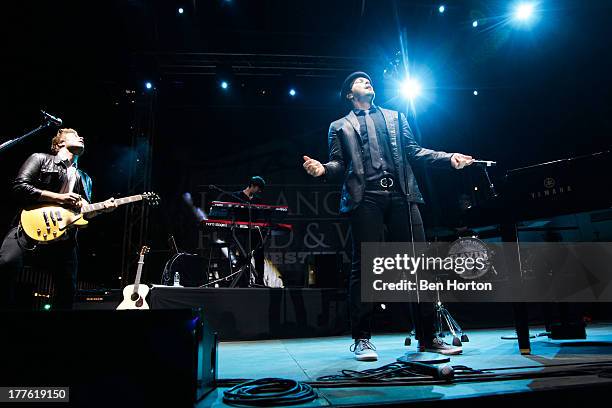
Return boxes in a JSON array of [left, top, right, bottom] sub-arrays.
[[316, 361, 482, 382], [222, 377, 317, 406], [216, 360, 612, 391]]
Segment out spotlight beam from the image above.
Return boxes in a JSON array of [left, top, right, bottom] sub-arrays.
[[514, 3, 535, 21], [400, 78, 422, 101]]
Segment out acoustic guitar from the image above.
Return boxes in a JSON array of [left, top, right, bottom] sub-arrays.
[[116, 245, 150, 310]]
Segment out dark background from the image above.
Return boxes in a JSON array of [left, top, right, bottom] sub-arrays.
[[0, 0, 610, 289]]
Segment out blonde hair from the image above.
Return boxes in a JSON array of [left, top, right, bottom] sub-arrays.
[[50, 128, 78, 154]]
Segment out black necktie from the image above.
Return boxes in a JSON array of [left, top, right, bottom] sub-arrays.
[[365, 110, 383, 170]]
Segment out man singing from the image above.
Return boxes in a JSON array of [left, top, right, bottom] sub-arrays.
[[302, 72, 474, 360], [0, 128, 116, 310]]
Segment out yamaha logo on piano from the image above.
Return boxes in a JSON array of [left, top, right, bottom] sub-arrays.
[[529, 177, 572, 199], [543, 177, 555, 189]]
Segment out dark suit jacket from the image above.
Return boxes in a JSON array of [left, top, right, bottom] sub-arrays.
[[322, 107, 453, 213]]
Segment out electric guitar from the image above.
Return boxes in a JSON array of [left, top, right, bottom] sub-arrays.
[[20, 192, 160, 242], [117, 245, 150, 310]]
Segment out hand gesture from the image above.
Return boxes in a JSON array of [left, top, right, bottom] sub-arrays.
[[302, 155, 326, 177], [451, 153, 474, 169]]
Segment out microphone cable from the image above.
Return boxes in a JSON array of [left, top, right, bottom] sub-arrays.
[[222, 378, 317, 406]]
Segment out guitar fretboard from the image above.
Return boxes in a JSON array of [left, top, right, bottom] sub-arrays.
[[82, 195, 143, 214]]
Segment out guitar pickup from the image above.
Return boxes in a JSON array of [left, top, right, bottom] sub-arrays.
[[49, 211, 56, 225], [42, 211, 50, 229], [55, 211, 63, 221]]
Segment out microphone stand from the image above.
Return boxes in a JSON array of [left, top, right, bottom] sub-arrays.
[[482, 167, 498, 198], [209, 185, 259, 287], [0, 120, 55, 155], [473, 161, 499, 198]]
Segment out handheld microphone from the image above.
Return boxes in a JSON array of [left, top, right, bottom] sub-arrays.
[[41, 110, 63, 126], [472, 160, 497, 167], [405, 361, 454, 380]]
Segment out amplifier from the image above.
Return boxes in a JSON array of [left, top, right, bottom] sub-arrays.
[[0, 308, 217, 406], [74, 288, 122, 309]]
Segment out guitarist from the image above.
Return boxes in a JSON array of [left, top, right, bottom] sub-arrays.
[[0, 128, 116, 310]]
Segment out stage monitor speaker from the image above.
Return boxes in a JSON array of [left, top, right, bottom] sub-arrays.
[[0, 308, 217, 406], [549, 321, 587, 340], [74, 288, 122, 309]]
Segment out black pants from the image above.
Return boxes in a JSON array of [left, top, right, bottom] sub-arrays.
[[349, 191, 435, 344], [0, 226, 77, 310]]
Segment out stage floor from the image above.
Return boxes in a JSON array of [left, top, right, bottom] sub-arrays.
[[199, 323, 612, 407]]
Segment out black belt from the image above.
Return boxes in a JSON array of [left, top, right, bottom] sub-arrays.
[[365, 175, 397, 191]]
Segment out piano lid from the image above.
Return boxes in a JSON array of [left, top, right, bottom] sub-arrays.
[[467, 150, 612, 226]]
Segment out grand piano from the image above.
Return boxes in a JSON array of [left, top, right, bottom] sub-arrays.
[[465, 150, 612, 353]]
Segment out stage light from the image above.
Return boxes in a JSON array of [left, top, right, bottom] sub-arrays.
[[438, 5, 445, 13], [473, 90, 478, 96], [43, 304, 51, 311], [289, 88, 296, 96], [220, 81, 229, 90], [514, 2, 534, 21], [145, 81, 152, 90], [178, 7, 184, 14], [472, 20, 478, 28], [400, 78, 422, 100]]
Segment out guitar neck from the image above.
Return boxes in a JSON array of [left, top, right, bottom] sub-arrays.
[[81, 195, 142, 214], [133, 257, 145, 293]]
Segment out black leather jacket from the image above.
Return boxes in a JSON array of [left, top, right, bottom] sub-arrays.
[[323, 108, 453, 213], [12, 153, 92, 208]]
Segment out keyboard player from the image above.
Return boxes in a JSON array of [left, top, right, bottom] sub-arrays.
[[231, 176, 265, 205], [222, 176, 267, 286]]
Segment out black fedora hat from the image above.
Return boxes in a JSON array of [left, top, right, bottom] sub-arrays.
[[340, 71, 372, 101]]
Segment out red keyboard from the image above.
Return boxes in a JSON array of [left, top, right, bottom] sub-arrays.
[[207, 201, 290, 224], [210, 201, 289, 212], [202, 219, 292, 232]]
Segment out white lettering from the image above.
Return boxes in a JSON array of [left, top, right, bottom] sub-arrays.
[[373, 257, 385, 274]]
